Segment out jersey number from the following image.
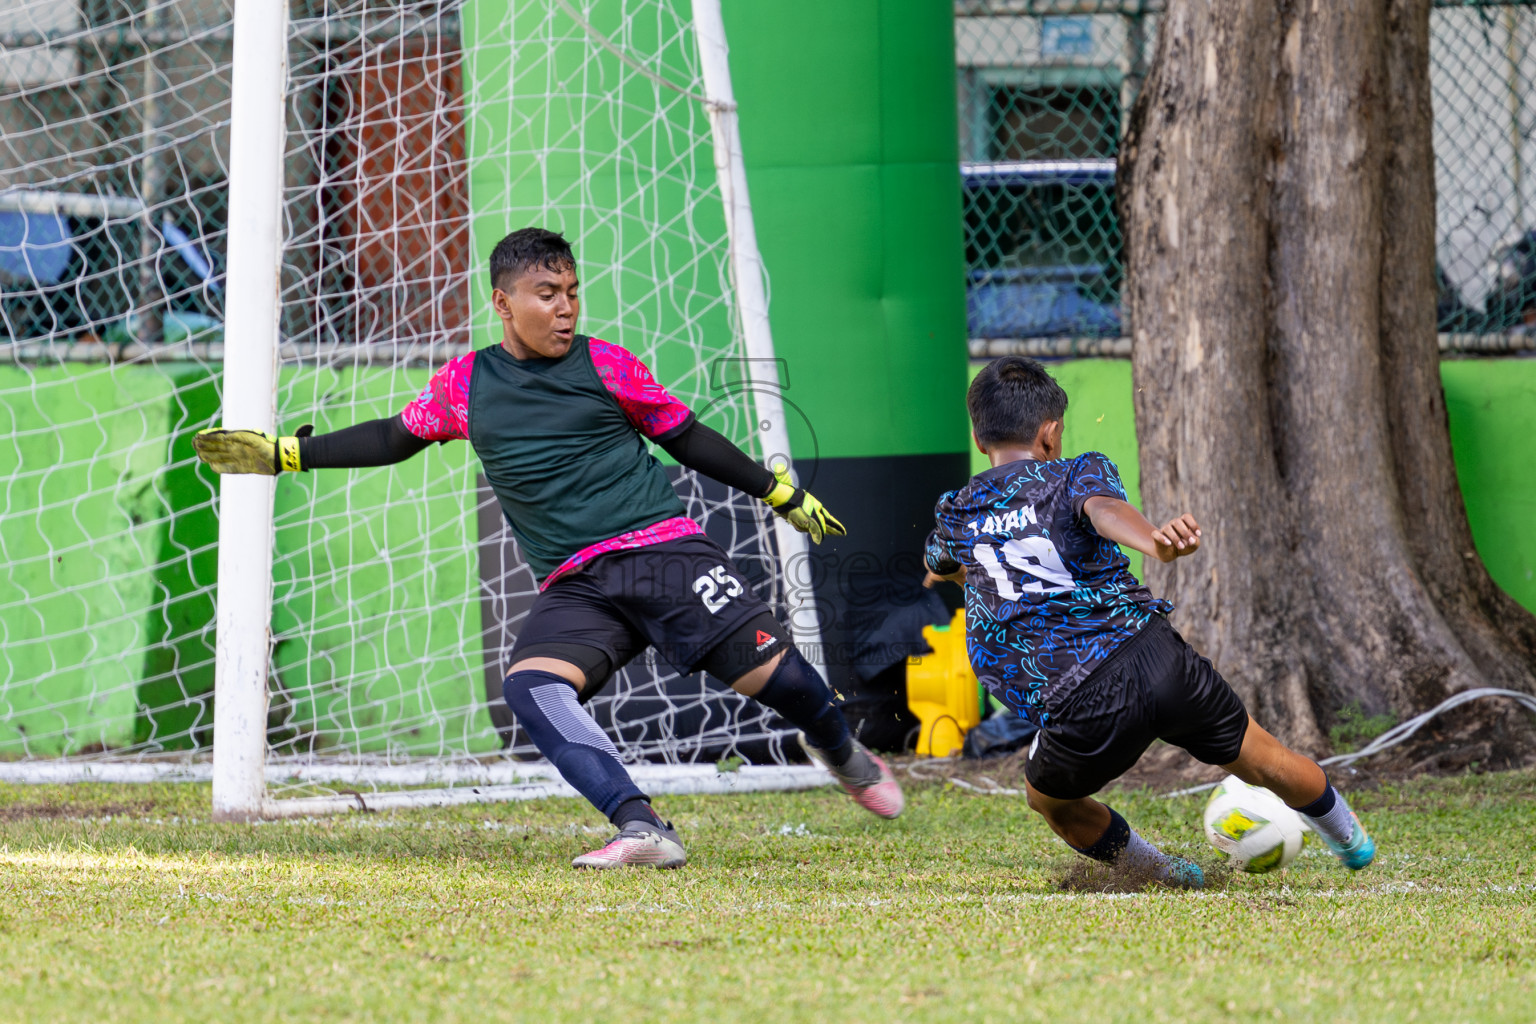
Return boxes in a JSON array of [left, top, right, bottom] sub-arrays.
[[693, 564, 744, 615], [974, 537, 1075, 599]]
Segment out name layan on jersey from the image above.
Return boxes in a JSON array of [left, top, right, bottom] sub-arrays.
[[925, 452, 1172, 722], [962, 504, 1078, 596]]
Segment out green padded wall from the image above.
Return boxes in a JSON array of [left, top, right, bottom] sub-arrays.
[[0, 364, 494, 757], [1443, 360, 1536, 613], [0, 366, 183, 754], [3, 356, 1532, 754], [724, 0, 970, 461]]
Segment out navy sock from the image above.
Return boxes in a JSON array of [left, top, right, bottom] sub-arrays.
[[1290, 778, 1357, 846], [1072, 807, 1132, 863], [1291, 778, 1337, 817], [611, 796, 663, 829], [1068, 807, 1181, 880], [751, 650, 853, 763], [502, 669, 646, 820]]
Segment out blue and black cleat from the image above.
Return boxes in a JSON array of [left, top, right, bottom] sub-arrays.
[[1319, 813, 1376, 870], [1161, 855, 1206, 890]]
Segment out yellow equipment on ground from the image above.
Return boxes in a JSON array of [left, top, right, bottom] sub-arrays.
[[906, 609, 982, 757]]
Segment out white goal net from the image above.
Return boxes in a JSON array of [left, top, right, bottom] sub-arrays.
[[0, 0, 825, 812]]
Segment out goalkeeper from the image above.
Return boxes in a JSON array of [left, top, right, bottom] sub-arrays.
[[195, 227, 903, 869]]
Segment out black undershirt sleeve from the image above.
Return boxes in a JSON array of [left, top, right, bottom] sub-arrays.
[[654, 416, 776, 499], [297, 414, 433, 469]]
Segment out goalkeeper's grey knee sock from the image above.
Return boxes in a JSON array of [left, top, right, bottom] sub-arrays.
[[1071, 807, 1177, 879], [502, 669, 646, 821], [751, 650, 853, 764], [1290, 779, 1355, 846]]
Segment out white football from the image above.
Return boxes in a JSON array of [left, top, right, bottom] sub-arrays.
[[1202, 775, 1306, 873]]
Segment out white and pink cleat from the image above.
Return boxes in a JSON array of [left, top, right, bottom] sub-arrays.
[[571, 820, 688, 870], [799, 734, 906, 819]]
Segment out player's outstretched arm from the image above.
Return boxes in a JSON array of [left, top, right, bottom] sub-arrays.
[[1083, 495, 1201, 563], [194, 415, 432, 475], [654, 420, 845, 543]]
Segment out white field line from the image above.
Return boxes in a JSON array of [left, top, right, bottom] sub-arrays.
[[2, 847, 1531, 913], [9, 881, 1534, 915], [0, 760, 832, 789]]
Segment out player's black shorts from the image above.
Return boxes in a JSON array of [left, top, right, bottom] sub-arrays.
[[1024, 615, 1250, 800], [507, 534, 791, 697]]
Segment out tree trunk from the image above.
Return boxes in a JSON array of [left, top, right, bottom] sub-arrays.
[[1120, 0, 1536, 762]]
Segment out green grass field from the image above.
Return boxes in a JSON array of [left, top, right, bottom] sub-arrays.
[[1, 770, 1532, 1023]]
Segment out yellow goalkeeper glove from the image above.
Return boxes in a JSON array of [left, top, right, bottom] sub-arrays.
[[193, 425, 312, 475], [762, 461, 846, 544]]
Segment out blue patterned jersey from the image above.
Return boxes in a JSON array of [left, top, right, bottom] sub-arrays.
[[923, 452, 1173, 722]]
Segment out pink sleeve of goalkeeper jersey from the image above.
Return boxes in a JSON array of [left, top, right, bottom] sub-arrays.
[[399, 350, 474, 441], [588, 338, 693, 439]]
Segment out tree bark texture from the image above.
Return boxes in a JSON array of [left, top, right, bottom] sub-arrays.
[[1120, 0, 1536, 760]]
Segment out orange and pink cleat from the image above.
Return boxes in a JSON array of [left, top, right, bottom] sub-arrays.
[[571, 820, 688, 870], [799, 733, 906, 819]]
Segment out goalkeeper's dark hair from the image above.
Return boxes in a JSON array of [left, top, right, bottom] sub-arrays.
[[489, 227, 575, 291], [967, 356, 1068, 447]]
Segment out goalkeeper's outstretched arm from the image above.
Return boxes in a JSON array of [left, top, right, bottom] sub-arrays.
[[193, 415, 432, 475], [655, 418, 846, 544], [655, 417, 775, 496], [594, 339, 844, 543]]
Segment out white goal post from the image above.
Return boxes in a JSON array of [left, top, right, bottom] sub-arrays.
[[210, 0, 290, 821]]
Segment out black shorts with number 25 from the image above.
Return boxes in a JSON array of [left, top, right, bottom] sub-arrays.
[[508, 535, 791, 695], [1025, 616, 1251, 800]]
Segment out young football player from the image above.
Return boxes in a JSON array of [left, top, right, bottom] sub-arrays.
[[923, 356, 1374, 888], [194, 227, 903, 868]]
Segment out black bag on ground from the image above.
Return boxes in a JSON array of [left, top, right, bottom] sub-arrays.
[[962, 712, 1040, 760]]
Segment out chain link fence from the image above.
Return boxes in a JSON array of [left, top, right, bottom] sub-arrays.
[[0, 1, 471, 357], [957, 0, 1536, 353], [2, 1, 231, 349], [6, 3, 1536, 350]]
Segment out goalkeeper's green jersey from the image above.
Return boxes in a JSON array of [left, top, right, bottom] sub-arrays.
[[398, 335, 701, 585]]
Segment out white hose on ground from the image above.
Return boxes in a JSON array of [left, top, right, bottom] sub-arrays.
[[1162, 687, 1536, 798], [902, 688, 1536, 799]]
